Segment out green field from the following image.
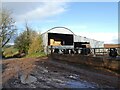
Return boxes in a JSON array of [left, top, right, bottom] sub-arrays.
[[3, 45, 19, 58]]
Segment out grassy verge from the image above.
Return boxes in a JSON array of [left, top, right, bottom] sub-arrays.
[[26, 52, 47, 58]]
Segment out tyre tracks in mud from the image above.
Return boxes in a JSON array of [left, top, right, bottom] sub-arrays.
[[33, 59, 119, 88]]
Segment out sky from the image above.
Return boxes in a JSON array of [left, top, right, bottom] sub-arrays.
[[2, 1, 119, 44]]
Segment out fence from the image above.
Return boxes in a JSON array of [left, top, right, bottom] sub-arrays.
[[47, 46, 120, 58]]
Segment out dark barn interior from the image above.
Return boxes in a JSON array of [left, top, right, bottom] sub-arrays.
[[74, 42, 90, 48], [48, 33, 73, 46]]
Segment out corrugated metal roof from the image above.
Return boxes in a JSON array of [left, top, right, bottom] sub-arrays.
[[43, 27, 74, 35]]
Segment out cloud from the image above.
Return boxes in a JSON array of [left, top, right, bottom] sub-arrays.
[[75, 32, 118, 44], [16, 2, 67, 22], [111, 39, 118, 44], [2, 2, 44, 15], [64, 25, 118, 44]]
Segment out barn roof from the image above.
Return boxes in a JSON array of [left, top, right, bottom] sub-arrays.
[[43, 27, 74, 35]]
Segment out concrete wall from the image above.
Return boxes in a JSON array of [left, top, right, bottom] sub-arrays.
[[51, 54, 120, 71]]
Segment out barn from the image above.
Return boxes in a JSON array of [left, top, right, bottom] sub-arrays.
[[42, 27, 104, 54]]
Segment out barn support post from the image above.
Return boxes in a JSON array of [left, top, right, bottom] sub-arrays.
[[93, 48, 96, 57], [50, 45, 53, 55]]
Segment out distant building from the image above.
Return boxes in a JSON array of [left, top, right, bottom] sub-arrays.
[[104, 44, 120, 48], [42, 27, 104, 54], [104, 44, 120, 55]]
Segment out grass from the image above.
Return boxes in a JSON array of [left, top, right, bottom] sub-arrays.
[[26, 52, 47, 58], [3, 45, 47, 58], [3, 46, 19, 58]]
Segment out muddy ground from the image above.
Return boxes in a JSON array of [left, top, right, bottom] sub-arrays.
[[2, 57, 120, 89]]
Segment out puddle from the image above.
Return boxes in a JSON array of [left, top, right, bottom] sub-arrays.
[[20, 75, 37, 84], [66, 80, 97, 88]]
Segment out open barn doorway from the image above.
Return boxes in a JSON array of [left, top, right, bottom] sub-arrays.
[[48, 33, 73, 46]]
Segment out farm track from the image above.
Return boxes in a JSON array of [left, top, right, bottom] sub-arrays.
[[1, 57, 120, 89]]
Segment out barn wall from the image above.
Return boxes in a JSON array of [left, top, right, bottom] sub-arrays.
[[42, 33, 48, 54]]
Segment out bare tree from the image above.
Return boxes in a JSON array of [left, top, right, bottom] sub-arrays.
[[0, 9, 17, 47]]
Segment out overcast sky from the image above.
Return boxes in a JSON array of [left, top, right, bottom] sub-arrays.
[[2, 1, 119, 44]]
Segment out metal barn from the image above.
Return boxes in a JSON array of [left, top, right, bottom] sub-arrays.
[[42, 27, 104, 54]]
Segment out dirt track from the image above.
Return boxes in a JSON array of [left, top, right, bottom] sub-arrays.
[[2, 57, 120, 89]]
